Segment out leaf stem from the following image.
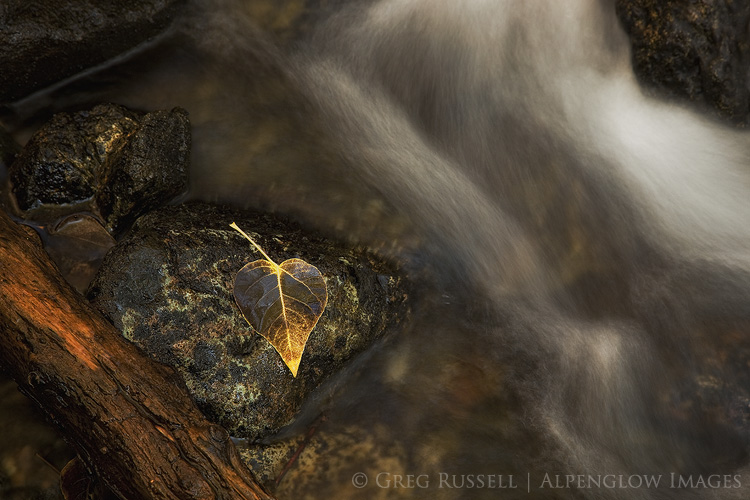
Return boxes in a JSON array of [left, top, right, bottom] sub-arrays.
[[230, 222, 276, 264]]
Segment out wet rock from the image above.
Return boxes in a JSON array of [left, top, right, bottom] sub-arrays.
[[95, 107, 191, 231], [8, 103, 190, 233], [87, 202, 409, 440], [616, 0, 750, 124], [0, 0, 186, 103]]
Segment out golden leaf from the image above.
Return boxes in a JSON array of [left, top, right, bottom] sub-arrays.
[[230, 222, 327, 377]]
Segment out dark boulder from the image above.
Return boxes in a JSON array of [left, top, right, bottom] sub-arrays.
[[0, 0, 186, 103], [616, 0, 750, 124], [87, 202, 410, 440], [8, 103, 190, 233]]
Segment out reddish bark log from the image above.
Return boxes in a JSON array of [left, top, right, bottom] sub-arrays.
[[0, 210, 275, 499]]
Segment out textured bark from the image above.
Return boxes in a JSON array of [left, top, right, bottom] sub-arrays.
[[0, 210, 274, 499]]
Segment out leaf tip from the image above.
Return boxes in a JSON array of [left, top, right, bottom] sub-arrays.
[[287, 358, 300, 377]]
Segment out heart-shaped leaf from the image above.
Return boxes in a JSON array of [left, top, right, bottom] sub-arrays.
[[230, 223, 327, 377]]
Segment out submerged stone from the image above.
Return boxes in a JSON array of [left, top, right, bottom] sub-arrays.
[[87, 202, 409, 440], [42, 213, 116, 293]]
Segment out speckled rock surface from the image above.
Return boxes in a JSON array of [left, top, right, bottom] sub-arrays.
[[0, 0, 185, 103], [616, 0, 750, 124], [239, 424, 414, 499], [8, 103, 190, 232], [87, 202, 409, 440]]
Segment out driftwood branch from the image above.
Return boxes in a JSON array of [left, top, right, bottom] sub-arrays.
[[0, 210, 275, 499]]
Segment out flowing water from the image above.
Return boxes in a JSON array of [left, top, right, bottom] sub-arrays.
[[8, 0, 750, 498]]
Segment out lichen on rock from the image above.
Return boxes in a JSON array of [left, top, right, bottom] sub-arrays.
[[88, 202, 409, 440], [616, 0, 750, 124]]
